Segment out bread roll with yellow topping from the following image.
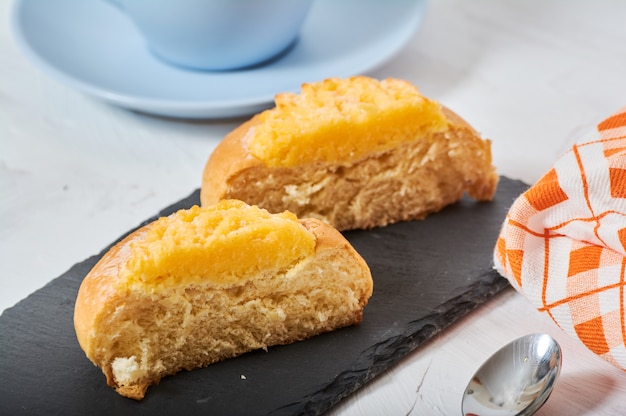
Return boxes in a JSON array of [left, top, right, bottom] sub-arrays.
[[201, 76, 498, 230], [73, 200, 373, 400]]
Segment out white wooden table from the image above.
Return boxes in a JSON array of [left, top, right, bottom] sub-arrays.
[[2, 0, 625, 414]]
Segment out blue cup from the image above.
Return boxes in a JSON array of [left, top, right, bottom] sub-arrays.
[[110, 0, 314, 71]]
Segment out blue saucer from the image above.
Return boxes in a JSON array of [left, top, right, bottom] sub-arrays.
[[12, 0, 426, 119]]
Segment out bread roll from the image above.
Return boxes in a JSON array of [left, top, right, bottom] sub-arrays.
[[201, 76, 498, 231], [73, 200, 373, 400]]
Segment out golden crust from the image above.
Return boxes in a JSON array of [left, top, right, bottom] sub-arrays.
[[201, 116, 264, 207], [74, 229, 138, 358]]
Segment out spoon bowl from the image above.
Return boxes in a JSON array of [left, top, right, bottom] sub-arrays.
[[462, 333, 562, 416]]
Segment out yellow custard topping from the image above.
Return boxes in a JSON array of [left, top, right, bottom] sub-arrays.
[[120, 200, 316, 288], [247, 76, 449, 168]]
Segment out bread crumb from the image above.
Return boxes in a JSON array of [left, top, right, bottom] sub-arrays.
[[112, 356, 147, 386]]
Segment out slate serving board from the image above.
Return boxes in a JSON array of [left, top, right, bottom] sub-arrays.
[[0, 177, 527, 416]]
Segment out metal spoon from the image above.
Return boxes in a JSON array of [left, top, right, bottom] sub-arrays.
[[461, 333, 562, 416]]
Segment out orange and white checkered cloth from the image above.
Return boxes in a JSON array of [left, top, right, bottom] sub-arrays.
[[494, 107, 626, 371]]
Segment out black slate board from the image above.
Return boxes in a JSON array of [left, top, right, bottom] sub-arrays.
[[0, 177, 527, 416]]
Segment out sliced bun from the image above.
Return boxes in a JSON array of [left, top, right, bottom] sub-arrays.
[[74, 200, 373, 400], [201, 76, 498, 231]]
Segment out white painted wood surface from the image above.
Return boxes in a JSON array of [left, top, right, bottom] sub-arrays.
[[1, 0, 625, 414]]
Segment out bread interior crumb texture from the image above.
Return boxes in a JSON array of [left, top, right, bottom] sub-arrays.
[[99, 248, 366, 397]]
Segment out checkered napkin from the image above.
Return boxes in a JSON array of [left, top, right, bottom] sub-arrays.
[[494, 107, 626, 371]]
